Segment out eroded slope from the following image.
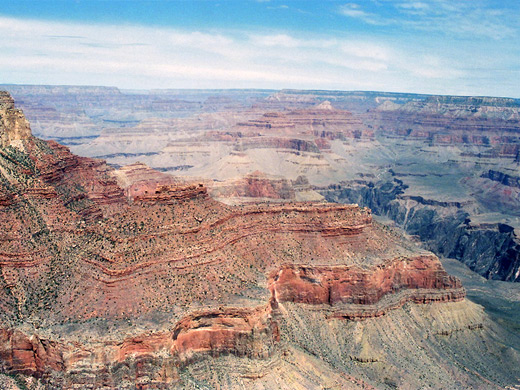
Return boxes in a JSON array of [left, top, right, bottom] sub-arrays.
[[0, 92, 518, 389]]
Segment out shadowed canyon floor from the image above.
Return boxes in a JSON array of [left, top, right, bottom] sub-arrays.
[[1, 89, 520, 389]]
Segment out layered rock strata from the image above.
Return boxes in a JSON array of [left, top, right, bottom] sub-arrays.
[[372, 95, 520, 153], [269, 255, 464, 308], [2, 92, 518, 389], [321, 179, 520, 281]]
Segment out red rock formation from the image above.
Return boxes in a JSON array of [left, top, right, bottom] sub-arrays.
[[30, 141, 125, 206], [0, 306, 279, 386], [24, 186, 57, 199], [209, 171, 295, 200], [133, 183, 207, 203], [0, 329, 64, 376], [0, 92, 475, 388], [269, 255, 465, 318], [0, 250, 466, 384], [117, 331, 173, 362], [235, 103, 372, 141], [172, 306, 279, 361]]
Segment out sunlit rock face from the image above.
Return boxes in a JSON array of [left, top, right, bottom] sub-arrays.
[[0, 92, 32, 149]]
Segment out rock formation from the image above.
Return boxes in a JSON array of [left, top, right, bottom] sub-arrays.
[[269, 255, 464, 308], [1, 91, 520, 389], [0, 92, 32, 149], [321, 179, 520, 281], [208, 171, 296, 202]]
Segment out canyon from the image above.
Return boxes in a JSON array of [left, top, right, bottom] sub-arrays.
[[1, 88, 520, 389], [7, 85, 516, 283]]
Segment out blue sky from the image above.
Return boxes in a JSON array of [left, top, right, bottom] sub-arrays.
[[1, 0, 519, 97]]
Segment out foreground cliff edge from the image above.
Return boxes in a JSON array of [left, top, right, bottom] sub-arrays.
[[0, 91, 519, 389]]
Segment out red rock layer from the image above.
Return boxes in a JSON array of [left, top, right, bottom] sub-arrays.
[[0, 305, 278, 387], [31, 141, 125, 206], [268, 255, 465, 315], [172, 306, 279, 361], [133, 183, 207, 203], [209, 171, 295, 200], [0, 251, 466, 385], [235, 104, 373, 140], [0, 329, 64, 376]]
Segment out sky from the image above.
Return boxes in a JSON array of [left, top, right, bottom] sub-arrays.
[[1, 0, 519, 97]]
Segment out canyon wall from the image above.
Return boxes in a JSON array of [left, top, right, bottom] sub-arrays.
[[1, 90, 520, 388], [321, 179, 520, 281]]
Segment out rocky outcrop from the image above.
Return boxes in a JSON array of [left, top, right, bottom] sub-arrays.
[[235, 103, 372, 140], [0, 250, 467, 387], [0, 329, 64, 377], [0, 305, 279, 387], [269, 255, 464, 318], [172, 306, 279, 361], [462, 170, 520, 216], [0, 92, 32, 149], [482, 169, 520, 189], [133, 183, 208, 203], [209, 171, 295, 201], [371, 95, 520, 150]]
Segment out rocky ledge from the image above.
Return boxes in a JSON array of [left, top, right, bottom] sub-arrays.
[[269, 255, 464, 315]]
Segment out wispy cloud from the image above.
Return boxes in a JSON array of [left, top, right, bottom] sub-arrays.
[[250, 34, 302, 48], [267, 4, 289, 10], [339, 0, 518, 40], [0, 15, 517, 97], [396, 1, 430, 13], [338, 3, 388, 25]]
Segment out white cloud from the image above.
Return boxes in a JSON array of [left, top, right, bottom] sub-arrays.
[[267, 4, 289, 10], [396, 2, 430, 11], [251, 34, 302, 48], [338, 3, 387, 25], [0, 16, 517, 97], [339, 0, 518, 41], [340, 42, 391, 61]]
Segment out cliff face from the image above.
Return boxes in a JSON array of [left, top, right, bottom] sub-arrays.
[[1, 91, 520, 389], [321, 180, 520, 282], [372, 95, 520, 154], [482, 169, 520, 189], [0, 92, 32, 149], [269, 256, 463, 308], [235, 103, 372, 141]]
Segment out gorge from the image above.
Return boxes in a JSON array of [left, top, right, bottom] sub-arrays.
[[1, 88, 520, 389]]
